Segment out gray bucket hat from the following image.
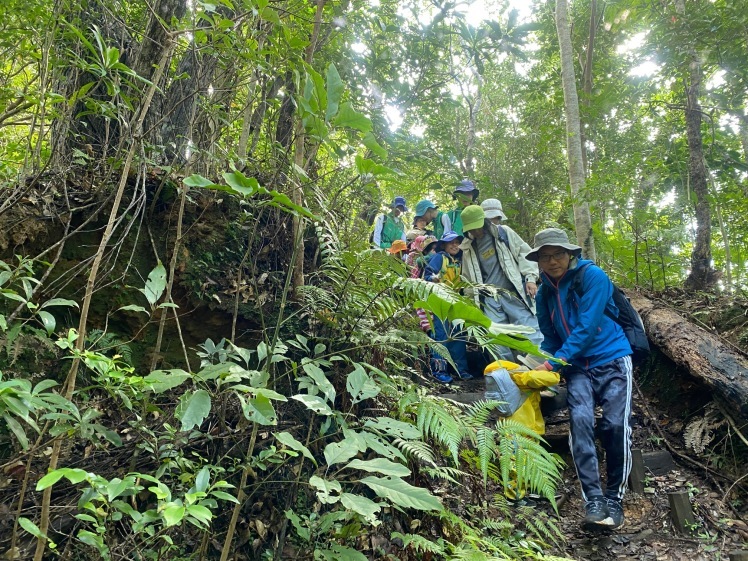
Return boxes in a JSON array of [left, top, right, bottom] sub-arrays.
[[481, 198, 507, 221], [526, 228, 582, 262]]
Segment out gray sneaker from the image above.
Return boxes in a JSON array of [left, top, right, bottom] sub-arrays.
[[605, 497, 625, 530], [582, 496, 610, 531]]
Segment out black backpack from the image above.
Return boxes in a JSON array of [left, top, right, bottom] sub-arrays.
[[566, 263, 650, 363]]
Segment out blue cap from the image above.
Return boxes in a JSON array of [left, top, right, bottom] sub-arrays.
[[391, 196, 408, 211], [439, 231, 463, 243], [454, 180, 479, 199], [414, 199, 437, 217]]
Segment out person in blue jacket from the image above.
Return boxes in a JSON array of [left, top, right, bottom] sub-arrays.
[[527, 228, 632, 532], [423, 231, 473, 383]]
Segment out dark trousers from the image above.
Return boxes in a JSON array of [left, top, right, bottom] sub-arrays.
[[565, 356, 633, 501], [431, 315, 469, 374]]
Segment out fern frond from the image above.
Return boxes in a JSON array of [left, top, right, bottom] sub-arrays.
[[390, 532, 446, 555], [475, 425, 496, 484], [464, 399, 504, 426], [421, 465, 468, 485], [444, 544, 492, 561], [394, 438, 437, 466], [417, 398, 467, 465]]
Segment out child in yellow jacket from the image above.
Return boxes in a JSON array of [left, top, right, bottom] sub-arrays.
[[485, 360, 560, 502], [484, 360, 560, 436]]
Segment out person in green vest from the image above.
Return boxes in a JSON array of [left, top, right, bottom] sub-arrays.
[[433, 180, 480, 238], [372, 196, 408, 249]]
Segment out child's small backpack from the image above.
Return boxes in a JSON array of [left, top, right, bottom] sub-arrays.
[[484, 367, 528, 417]]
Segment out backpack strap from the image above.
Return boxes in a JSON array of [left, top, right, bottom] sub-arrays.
[[496, 225, 510, 248], [570, 262, 618, 324]]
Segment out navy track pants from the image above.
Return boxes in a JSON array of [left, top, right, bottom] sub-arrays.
[[565, 355, 633, 501]]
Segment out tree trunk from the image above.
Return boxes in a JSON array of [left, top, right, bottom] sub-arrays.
[[48, 0, 128, 168], [463, 78, 481, 175], [158, 4, 234, 170], [555, 0, 596, 260], [630, 293, 748, 422], [579, 0, 596, 174], [675, 0, 718, 291]]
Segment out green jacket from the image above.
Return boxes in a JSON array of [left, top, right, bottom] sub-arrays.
[[372, 212, 405, 249], [459, 224, 539, 313], [433, 208, 463, 238]]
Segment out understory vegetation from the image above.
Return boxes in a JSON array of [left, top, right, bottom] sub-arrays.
[[0, 238, 568, 560]]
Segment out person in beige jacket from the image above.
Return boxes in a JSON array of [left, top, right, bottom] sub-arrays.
[[459, 205, 543, 360]]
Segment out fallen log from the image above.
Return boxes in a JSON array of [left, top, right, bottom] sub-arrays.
[[629, 293, 748, 421]]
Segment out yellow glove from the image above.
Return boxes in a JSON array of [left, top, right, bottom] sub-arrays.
[[509, 370, 560, 389]]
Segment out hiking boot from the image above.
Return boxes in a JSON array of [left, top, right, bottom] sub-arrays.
[[582, 496, 610, 530], [431, 371, 453, 384], [456, 370, 474, 380], [605, 497, 625, 530]]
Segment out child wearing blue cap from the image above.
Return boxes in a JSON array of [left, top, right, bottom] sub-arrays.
[[423, 231, 473, 383], [406, 199, 438, 242]]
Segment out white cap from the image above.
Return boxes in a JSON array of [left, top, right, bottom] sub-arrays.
[[481, 198, 507, 220]]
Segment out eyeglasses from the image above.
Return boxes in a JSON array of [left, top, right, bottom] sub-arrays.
[[537, 251, 568, 263]]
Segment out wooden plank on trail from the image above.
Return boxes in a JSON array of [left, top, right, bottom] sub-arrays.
[[668, 490, 695, 534], [642, 450, 675, 475], [630, 293, 748, 422], [629, 449, 646, 493]]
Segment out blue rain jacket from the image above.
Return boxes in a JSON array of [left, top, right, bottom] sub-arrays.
[[536, 258, 632, 370]]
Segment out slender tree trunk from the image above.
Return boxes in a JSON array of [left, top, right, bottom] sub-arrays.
[[464, 77, 482, 175], [579, 0, 596, 173], [289, 0, 326, 294], [33, 39, 176, 561], [675, 0, 717, 290], [555, 0, 596, 260]]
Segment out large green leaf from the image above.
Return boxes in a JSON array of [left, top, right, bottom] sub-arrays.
[[323, 439, 359, 466], [301, 360, 335, 403], [309, 475, 341, 504], [362, 132, 388, 159], [325, 63, 344, 121], [240, 393, 277, 425], [354, 155, 396, 177], [162, 503, 186, 527], [36, 468, 88, 490], [39, 298, 79, 309], [344, 458, 410, 477], [139, 262, 167, 306], [340, 492, 380, 524], [317, 544, 369, 561], [285, 509, 310, 541], [346, 364, 380, 403], [360, 476, 442, 511], [18, 517, 45, 539], [364, 418, 421, 440], [291, 394, 333, 416], [361, 433, 407, 462], [333, 102, 372, 132], [275, 431, 317, 466], [177, 389, 212, 431], [37, 311, 55, 335], [142, 369, 191, 393]]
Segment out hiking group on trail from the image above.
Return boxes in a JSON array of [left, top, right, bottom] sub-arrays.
[[371, 180, 642, 532]]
